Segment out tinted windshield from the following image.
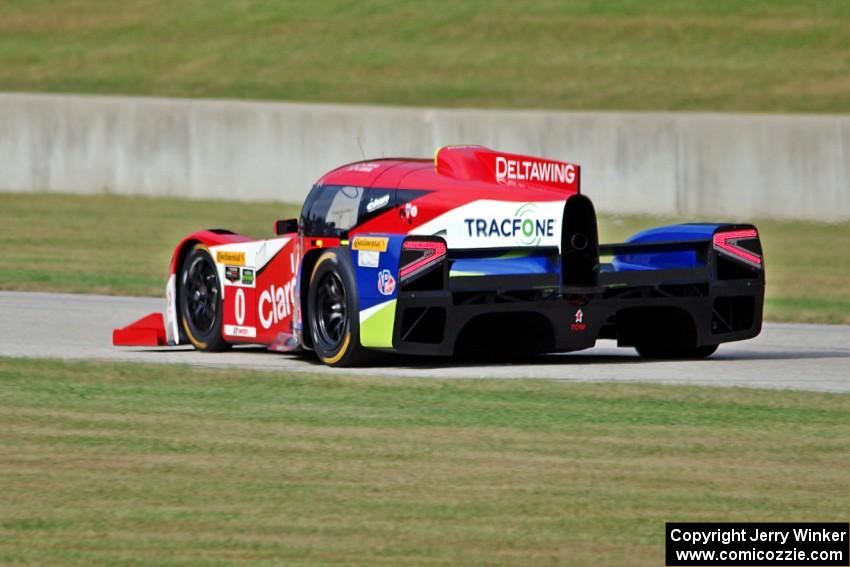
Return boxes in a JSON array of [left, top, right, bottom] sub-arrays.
[[300, 185, 394, 237], [301, 185, 364, 237]]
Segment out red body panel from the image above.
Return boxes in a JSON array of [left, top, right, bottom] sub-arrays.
[[112, 313, 167, 346], [168, 230, 254, 275], [326, 148, 579, 237], [220, 237, 299, 344]]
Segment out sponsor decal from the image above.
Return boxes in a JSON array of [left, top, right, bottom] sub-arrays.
[[358, 250, 380, 268], [571, 308, 587, 332], [216, 251, 245, 266], [346, 162, 380, 173], [377, 269, 396, 296], [366, 193, 390, 213], [225, 266, 240, 283], [403, 202, 418, 220], [352, 236, 389, 252], [259, 282, 296, 329], [409, 199, 563, 250], [224, 324, 257, 338], [495, 156, 576, 185], [241, 268, 255, 286], [463, 203, 555, 246]]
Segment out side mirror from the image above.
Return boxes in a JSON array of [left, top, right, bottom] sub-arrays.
[[275, 218, 298, 235]]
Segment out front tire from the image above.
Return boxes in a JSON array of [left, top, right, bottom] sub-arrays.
[[179, 244, 229, 352], [307, 250, 370, 367]]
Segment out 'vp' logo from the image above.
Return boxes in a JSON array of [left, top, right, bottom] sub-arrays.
[[377, 269, 396, 296]]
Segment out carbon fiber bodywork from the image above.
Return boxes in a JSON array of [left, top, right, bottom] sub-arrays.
[[387, 233, 764, 356]]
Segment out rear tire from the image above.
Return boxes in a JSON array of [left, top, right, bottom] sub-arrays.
[[307, 250, 371, 367], [635, 344, 718, 360], [179, 244, 230, 352]]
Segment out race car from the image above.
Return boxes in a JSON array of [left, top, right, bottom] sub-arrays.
[[113, 146, 765, 366]]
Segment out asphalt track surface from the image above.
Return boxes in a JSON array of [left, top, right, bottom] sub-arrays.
[[1, 291, 848, 393]]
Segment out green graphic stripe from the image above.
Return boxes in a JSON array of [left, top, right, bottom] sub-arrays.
[[359, 300, 396, 348], [498, 249, 535, 259]]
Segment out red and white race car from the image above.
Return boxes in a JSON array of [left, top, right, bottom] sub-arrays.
[[114, 146, 765, 366]]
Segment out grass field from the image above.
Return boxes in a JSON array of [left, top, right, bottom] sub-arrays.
[[0, 192, 298, 298], [0, 358, 847, 565], [0, 1, 848, 113], [2, 192, 849, 324]]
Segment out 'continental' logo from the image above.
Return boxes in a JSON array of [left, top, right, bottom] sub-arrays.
[[352, 236, 389, 252], [216, 251, 245, 266]]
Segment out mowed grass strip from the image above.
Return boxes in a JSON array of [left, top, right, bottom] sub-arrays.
[[0, 1, 848, 113], [0, 192, 298, 297], [0, 358, 848, 565], [2, 192, 849, 323]]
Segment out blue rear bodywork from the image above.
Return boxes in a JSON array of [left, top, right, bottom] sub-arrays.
[[351, 234, 405, 312], [449, 251, 558, 278], [610, 223, 722, 272]]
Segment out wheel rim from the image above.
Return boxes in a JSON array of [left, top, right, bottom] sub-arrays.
[[185, 255, 219, 335], [315, 271, 347, 350]]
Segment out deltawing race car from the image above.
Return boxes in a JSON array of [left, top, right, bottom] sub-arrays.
[[113, 146, 765, 366]]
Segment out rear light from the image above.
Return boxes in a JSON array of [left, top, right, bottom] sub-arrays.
[[713, 228, 762, 268], [399, 239, 447, 281]]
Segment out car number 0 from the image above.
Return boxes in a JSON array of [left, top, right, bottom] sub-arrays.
[[235, 288, 245, 325]]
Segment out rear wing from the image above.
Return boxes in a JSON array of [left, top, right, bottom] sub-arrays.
[[435, 146, 580, 194]]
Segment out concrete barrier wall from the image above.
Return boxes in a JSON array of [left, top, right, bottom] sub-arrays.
[[1, 93, 848, 221]]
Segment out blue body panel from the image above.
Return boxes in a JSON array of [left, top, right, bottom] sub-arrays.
[[611, 223, 721, 272], [450, 253, 558, 277], [351, 234, 405, 311]]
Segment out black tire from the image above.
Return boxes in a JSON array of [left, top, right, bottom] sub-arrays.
[[307, 249, 370, 367], [635, 344, 718, 360], [179, 244, 230, 352]]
